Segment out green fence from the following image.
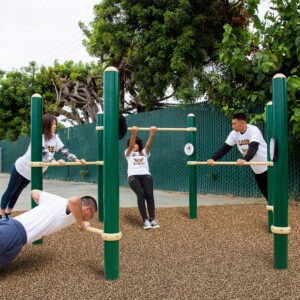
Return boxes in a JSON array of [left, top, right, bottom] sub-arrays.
[[1, 104, 299, 199]]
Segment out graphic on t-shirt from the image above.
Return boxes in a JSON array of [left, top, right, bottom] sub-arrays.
[[133, 157, 144, 165], [242, 149, 248, 155], [239, 139, 250, 146], [47, 146, 55, 153]]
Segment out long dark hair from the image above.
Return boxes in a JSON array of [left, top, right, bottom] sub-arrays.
[[43, 114, 57, 141], [126, 136, 144, 151]]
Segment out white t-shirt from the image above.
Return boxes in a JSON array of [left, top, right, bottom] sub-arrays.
[[225, 124, 267, 174], [125, 149, 151, 177], [14, 191, 75, 244], [15, 134, 65, 180]]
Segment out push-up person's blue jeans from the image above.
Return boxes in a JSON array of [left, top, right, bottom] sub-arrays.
[[0, 219, 27, 269]]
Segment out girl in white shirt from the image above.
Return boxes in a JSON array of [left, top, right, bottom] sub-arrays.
[[125, 126, 160, 230], [0, 114, 86, 219]]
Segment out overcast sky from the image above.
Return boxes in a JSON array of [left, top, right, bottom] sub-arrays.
[[0, 0, 99, 71], [0, 0, 271, 73]]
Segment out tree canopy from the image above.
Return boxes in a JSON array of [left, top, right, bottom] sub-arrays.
[[203, 0, 300, 138], [80, 0, 299, 137], [0, 0, 299, 142], [80, 0, 246, 112]]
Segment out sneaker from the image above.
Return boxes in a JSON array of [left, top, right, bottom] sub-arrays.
[[150, 220, 160, 229], [143, 219, 152, 230]]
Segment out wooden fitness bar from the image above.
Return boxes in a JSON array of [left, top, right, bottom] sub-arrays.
[[85, 226, 122, 241], [29, 161, 104, 167], [187, 161, 274, 166], [96, 126, 197, 132]]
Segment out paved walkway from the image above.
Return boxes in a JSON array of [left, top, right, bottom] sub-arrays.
[[0, 173, 264, 211]]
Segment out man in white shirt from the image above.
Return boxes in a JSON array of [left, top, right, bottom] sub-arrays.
[[207, 113, 268, 200], [0, 190, 97, 269]]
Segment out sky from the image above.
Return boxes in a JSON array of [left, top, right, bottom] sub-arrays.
[[0, 0, 271, 73], [0, 0, 99, 72]]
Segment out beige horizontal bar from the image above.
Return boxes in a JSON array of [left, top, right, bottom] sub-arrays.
[[85, 226, 103, 235], [266, 205, 274, 212], [96, 126, 196, 132], [29, 161, 104, 167], [271, 225, 291, 235], [187, 161, 274, 166], [128, 127, 197, 132], [85, 227, 122, 241]]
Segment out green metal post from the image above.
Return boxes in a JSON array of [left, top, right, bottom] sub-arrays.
[[97, 112, 104, 222], [188, 114, 197, 219], [31, 94, 43, 244], [103, 67, 120, 279], [266, 102, 274, 233], [272, 73, 289, 269]]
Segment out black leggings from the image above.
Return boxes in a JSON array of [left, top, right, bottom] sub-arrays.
[[128, 175, 155, 221], [254, 170, 268, 201]]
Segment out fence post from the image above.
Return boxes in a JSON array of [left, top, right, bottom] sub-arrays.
[[266, 102, 274, 233], [188, 114, 197, 219], [97, 112, 104, 222]]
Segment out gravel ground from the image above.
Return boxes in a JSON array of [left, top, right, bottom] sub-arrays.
[[1, 203, 300, 300]]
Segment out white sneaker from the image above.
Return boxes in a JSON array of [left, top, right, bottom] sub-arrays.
[[150, 220, 160, 229], [143, 219, 152, 230]]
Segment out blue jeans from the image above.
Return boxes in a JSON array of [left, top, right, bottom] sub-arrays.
[[0, 219, 27, 269], [1, 165, 30, 210]]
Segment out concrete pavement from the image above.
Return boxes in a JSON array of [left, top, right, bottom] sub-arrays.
[[0, 172, 264, 211]]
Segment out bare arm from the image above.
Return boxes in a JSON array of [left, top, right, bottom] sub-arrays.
[[31, 189, 42, 205], [144, 126, 157, 155], [67, 197, 86, 229], [125, 126, 138, 157]]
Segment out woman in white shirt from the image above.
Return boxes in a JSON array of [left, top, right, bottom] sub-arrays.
[[0, 114, 86, 219], [125, 126, 160, 230]]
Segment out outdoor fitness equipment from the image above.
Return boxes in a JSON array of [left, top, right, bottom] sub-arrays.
[[186, 73, 290, 270], [30, 66, 121, 280]]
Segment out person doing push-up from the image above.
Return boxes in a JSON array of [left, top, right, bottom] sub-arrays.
[[0, 190, 97, 269]]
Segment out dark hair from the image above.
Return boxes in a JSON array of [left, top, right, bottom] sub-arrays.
[[81, 196, 98, 213], [232, 113, 247, 121], [126, 136, 143, 151], [43, 114, 57, 141]]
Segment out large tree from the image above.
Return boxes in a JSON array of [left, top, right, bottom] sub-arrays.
[[80, 0, 247, 112]]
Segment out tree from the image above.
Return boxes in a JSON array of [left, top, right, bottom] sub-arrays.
[[202, 0, 300, 137], [0, 61, 104, 141], [80, 0, 247, 112], [47, 60, 104, 124], [0, 62, 46, 140]]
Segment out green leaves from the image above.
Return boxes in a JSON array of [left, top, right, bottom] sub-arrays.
[[80, 0, 242, 111], [204, 0, 300, 139]]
